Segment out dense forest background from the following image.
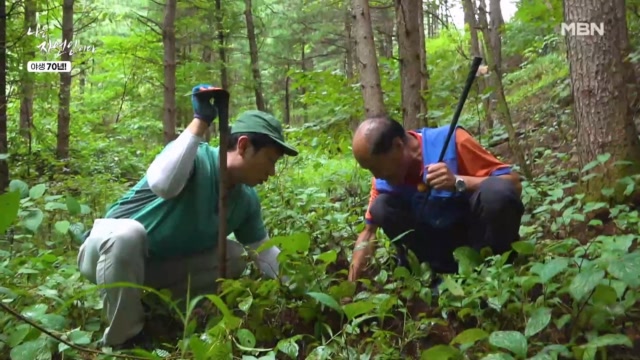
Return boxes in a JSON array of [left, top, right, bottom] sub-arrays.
[[2, 0, 640, 359]]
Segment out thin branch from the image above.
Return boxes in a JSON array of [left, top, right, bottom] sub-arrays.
[[136, 14, 162, 36], [0, 302, 154, 359]]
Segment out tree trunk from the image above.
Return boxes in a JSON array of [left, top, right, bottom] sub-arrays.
[[478, 0, 531, 178], [162, 0, 177, 144], [372, 7, 394, 58], [396, 0, 423, 129], [244, 0, 266, 112], [565, 0, 640, 201], [351, 0, 386, 118], [417, 1, 429, 125], [463, 0, 492, 130], [0, 0, 7, 192], [56, 0, 73, 160], [345, 4, 359, 130], [489, 0, 504, 72], [20, 0, 36, 142]]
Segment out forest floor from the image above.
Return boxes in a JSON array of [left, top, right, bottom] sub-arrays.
[[3, 52, 640, 359]]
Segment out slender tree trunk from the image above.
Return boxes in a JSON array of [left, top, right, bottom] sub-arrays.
[[162, 0, 177, 144], [418, 1, 429, 125], [56, 0, 73, 159], [352, 0, 386, 117], [565, 0, 640, 201], [0, 0, 8, 192], [244, 0, 266, 111], [345, 4, 359, 130], [396, 0, 423, 129], [489, 0, 504, 72], [20, 0, 36, 141], [215, 0, 228, 91], [478, 0, 531, 178], [463, 0, 492, 130]]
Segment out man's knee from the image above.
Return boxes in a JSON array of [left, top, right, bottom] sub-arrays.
[[78, 219, 147, 283], [473, 177, 524, 219], [369, 193, 410, 227], [107, 219, 148, 261]]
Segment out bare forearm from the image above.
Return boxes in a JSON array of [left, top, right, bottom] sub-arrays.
[[349, 225, 377, 279]]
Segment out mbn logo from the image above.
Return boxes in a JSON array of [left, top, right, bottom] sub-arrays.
[[561, 22, 605, 36]]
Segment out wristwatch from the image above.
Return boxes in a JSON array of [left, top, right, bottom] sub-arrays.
[[454, 176, 467, 192]]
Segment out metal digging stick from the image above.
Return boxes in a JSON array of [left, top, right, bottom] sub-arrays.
[[405, 57, 483, 259], [421, 56, 483, 205], [215, 91, 230, 280], [398, 57, 482, 268]]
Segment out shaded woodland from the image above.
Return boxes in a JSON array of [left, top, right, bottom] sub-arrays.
[[1, 0, 640, 358]]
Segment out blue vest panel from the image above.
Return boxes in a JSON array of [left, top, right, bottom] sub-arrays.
[[374, 126, 470, 229]]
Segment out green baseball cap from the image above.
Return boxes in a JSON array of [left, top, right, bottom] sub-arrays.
[[230, 110, 299, 156]]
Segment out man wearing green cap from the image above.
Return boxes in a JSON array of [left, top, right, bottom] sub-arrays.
[[76, 84, 298, 350]]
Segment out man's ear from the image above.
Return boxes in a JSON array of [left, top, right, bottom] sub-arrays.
[[236, 136, 251, 156], [392, 137, 405, 152]]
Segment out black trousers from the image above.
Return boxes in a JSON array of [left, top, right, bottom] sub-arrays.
[[368, 177, 524, 274]]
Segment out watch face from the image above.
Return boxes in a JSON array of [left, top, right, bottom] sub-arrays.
[[455, 178, 466, 191]]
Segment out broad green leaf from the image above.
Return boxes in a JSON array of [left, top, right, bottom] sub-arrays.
[[306, 292, 342, 314], [277, 336, 300, 359], [9, 180, 29, 198], [29, 184, 46, 199], [238, 295, 253, 313], [488, 331, 528, 358], [420, 345, 459, 360], [453, 246, 483, 275], [54, 220, 70, 234], [596, 153, 611, 164], [314, 250, 337, 264], [607, 253, 640, 287], [480, 354, 515, 360], [569, 268, 604, 301], [68, 330, 92, 345], [511, 240, 535, 255], [256, 233, 310, 253], [44, 202, 67, 211], [7, 324, 31, 347], [22, 209, 44, 233], [66, 196, 82, 215], [525, 307, 552, 337], [592, 284, 618, 305], [342, 299, 376, 321], [535, 258, 569, 283], [10, 338, 51, 360], [451, 328, 489, 345], [236, 328, 256, 348], [443, 276, 464, 296], [0, 190, 20, 233], [581, 334, 632, 349]]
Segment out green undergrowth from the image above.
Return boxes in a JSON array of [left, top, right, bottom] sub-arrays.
[[2, 120, 640, 360], [504, 51, 569, 107], [0, 41, 637, 360]]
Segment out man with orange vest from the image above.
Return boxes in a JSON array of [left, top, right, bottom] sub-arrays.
[[348, 116, 524, 285]]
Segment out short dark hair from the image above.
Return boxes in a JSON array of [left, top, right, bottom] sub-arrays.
[[227, 132, 281, 153], [370, 117, 407, 155]]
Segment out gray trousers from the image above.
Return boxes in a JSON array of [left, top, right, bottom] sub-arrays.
[[77, 218, 248, 346]]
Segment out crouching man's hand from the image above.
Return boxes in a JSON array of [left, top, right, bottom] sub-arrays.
[[247, 237, 289, 283]]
